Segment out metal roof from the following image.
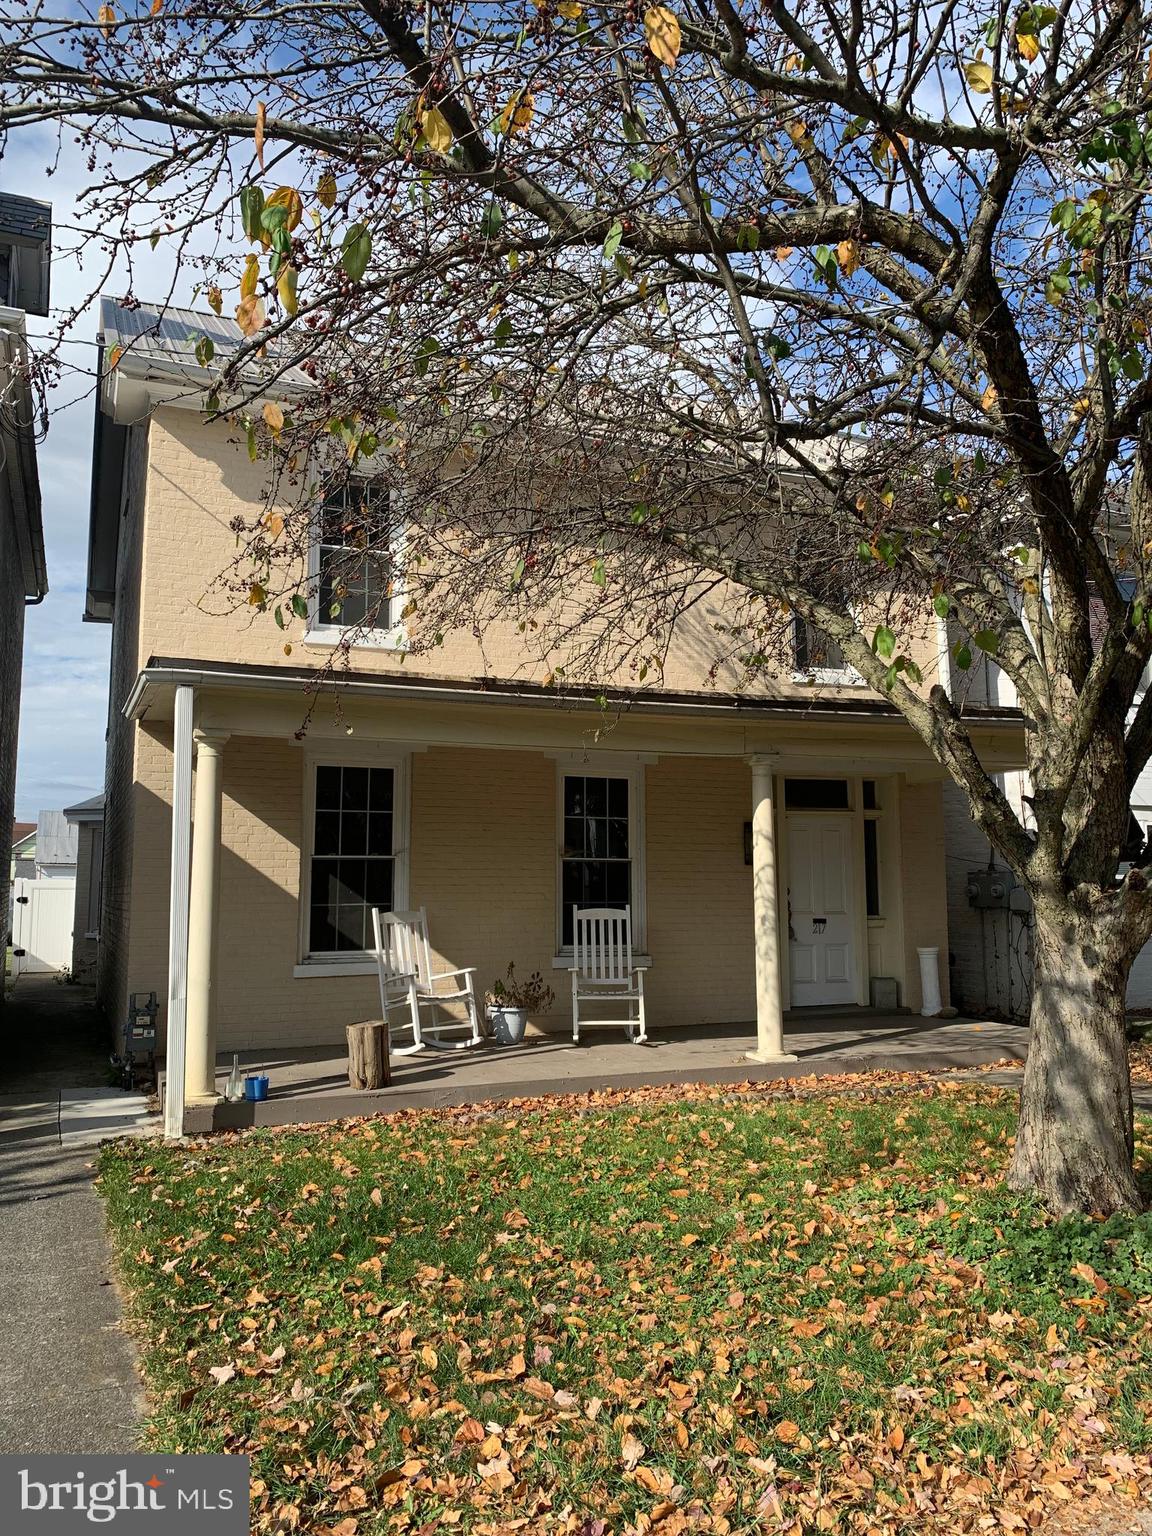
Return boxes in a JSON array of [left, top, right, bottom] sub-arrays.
[[99, 297, 313, 391]]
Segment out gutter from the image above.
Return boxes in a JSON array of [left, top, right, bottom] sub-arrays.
[[123, 658, 1026, 732]]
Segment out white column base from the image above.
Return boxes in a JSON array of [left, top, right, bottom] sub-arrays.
[[745, 1049, 798, 1065]]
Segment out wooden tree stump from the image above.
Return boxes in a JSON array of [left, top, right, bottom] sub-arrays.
[[346, 1020, 390, 1090]]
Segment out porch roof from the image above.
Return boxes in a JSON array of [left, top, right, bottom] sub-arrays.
[[124, 655, 1027, 774]]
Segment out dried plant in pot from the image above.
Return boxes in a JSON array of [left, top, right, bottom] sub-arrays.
[[486, 963, 555, 1045]]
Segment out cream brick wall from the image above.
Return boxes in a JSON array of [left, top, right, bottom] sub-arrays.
[[646, 757, 756, 1023], [137, 408, 945, 700], [898, 779, 951, 1012], [122, 731, 950, 1053]]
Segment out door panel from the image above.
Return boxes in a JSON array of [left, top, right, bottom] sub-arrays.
[[787, 816, 857, 1006]]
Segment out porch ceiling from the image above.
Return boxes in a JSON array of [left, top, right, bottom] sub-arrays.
[[125, 657, 1027, 776]]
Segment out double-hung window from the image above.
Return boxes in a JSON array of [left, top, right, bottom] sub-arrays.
[[306, 762, 403, 954], [309, 480, 403, 641], [558, 769, 644, 948]]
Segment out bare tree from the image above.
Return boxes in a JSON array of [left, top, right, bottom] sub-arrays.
[[6, 0, 1152, 1212]]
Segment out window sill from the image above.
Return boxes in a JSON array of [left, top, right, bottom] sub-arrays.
[[294, 958, 377, 978], [552, 954, 652, 970], [303, 628, 408, 653], [791, 670, 866, 687]]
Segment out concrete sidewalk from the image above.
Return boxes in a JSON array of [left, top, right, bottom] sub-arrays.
[[0, 976, 154, 1452]]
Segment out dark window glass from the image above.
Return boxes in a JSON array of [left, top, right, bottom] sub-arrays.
[[317, 481, 397, 631], [864, 818, 880, 917], [784, 778, 851, 810], [863, 779, 878, 810], [794, 616, 846, 673], [308, 765, 396, 953], [561, 775, 631, 945]]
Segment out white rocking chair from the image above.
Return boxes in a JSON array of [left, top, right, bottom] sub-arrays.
[[570, 906, 649, 1044], [371, 907, 483, 1055]]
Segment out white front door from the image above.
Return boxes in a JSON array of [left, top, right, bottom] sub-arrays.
[[787, 815, 857, 1006]]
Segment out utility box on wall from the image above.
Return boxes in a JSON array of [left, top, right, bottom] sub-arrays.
[[966, 867, 1015, 910]]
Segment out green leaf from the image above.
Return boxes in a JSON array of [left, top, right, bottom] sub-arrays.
[[340, 222, 372, 282], [273, 605, 285, 630], [414, 335, 441, 377], [954, 643, 973, 671], [933, 594, 951, 619], [973, 629, 999, 654], [591, 558, 607, 587], [481, 200, 504, 238], [246, 422, 258, 462], [603, 220, 624, 262], [873, 624, 896, 659], [763, 332, 790, 361], [194, 335, 215, 368], [493, 315, 513, 343], [736, 223, 760, 252], [628, 160, 651, 183], [291, 593, 309, 620], [240, 185, 265, 243]]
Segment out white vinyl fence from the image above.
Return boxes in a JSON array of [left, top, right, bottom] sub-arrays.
[[10, 876, 76, 976]]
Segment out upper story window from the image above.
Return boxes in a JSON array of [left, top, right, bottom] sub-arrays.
[[793, 616, 858, 684], [308, 480, 405, 645]]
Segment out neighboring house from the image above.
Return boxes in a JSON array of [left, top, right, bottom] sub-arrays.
[[10, 821, 35, 882], [28, 809, 78, 880], [85, 298, 1026, 1097], [63, 793, 104, 982], [0, 192, 50, 985]]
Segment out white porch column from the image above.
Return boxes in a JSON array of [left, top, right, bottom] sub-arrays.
[[746, 754, 796, 1064], [163, 685, 195, 1140], [185, 730, 229, 1103]]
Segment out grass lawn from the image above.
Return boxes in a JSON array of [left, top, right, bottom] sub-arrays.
[[99, 1081, 1152, 1535]]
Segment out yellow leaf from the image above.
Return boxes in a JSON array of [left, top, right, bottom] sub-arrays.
[[97, 3, 116, 38], [206, 284, 223, 315], [150, 0, 162, 13], [276, 265, 299, 317], [499, 91, 535, 134], [248, 582, 267, 608], [557, 0, 582, 14], [107, 344, 124, 370], [317, 171, 337, 209], [981, 381, 998, 413], [254, 101, 267, 169], [786, 120, 810, 145], [266, 186, 303, 231], [1016, 30, 1040, 62], [236, 295, 266, 336], [264, 510, 285, 539], [263, 401, 285, 437], [836, 238, 860, 276], [776, 1419, 800, 1444], [240, 253, 259, 301], [964, 60, 994, 94], [644, 6, 681, 70], [419, 105, 453, 154], [283, 642, 292, 655]]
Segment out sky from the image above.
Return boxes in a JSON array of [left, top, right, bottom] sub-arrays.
[[9, 130, 198, 822]]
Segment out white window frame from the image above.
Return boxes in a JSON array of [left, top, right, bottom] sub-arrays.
[[791, 613, 864, 687], [295, 745, 411, 977], [552, 756, 648, 965], [304, 480, 408, 652]]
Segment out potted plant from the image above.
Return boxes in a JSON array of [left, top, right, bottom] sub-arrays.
[[486, 963, 555, 1045]]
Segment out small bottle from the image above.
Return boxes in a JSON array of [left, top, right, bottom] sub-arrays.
[[226, 1054, 243, 1101]]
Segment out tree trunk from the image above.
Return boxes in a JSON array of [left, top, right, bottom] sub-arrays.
[[1008, 905, 1141, 1215], [347, 1021, 390, 1090]]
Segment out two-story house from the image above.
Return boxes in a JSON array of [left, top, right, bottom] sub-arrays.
[[86, 298, 1025, 1119], [0, 193, 49, 975]]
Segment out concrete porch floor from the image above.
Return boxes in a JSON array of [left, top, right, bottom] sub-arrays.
[[179, 1010, 1029, 1132]]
